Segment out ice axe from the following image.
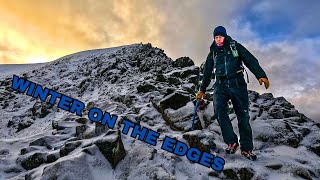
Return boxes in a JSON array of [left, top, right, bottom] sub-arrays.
[[191, 95, 204, 131]]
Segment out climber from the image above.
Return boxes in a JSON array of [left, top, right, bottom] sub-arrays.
[[196, 26, 270, 161]]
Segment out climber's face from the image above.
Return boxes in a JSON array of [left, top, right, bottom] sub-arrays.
[[215, 35, 224, 45]]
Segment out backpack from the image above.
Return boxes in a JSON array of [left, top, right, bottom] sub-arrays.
[[212, 40, 249, 83]]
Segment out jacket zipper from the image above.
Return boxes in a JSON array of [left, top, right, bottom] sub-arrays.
[[224, 56, 229, 87], [224, 56, 227, 76]]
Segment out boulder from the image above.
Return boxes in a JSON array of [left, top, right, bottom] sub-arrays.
[[162, 101, 195, 131], [159, 91, 190, 113], [29, 136, 57, 149], [52, 120, 66, 130], [253, 120, 302, 148], [183, 130, 216, 152], [20, 153, 46, 170], [0, 149, 9, 155], [40, 153, 94, 180], [60, 141, 82, 157], [94, 130, 126, 169], [46, 152, 60, 163], [137, 82, 157, 93], [222, 168, 255, 180], [75, 117, 88, 124], [76, 125, 88, 139], [95, 122, 109, 136], [173, 57, 195, 68]]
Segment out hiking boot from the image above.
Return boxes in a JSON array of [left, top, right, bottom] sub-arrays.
[[241, 151, 257, 161], [225, 143, 239, 154]]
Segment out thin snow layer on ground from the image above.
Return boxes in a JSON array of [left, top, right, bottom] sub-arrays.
[[0, 63, 46, 79], [0, 43, 319, 180]]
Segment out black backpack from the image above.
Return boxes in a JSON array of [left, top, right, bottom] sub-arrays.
[[212, 40, 249, 83]]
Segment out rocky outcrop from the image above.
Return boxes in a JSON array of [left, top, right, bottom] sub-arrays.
[[173, 57, 195, 68], [94, 130, 126, 169], [183, 130, 216, 152], [60, 141, 82, 157]]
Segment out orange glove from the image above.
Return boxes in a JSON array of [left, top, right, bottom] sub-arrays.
[[196, 91, 205, 99], [259, 78, 270, 89]]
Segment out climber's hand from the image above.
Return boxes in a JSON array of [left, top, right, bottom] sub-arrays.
[[259, 78, 270, 89], [196, 91, 205, 100]]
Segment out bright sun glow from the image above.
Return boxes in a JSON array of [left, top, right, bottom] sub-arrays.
[[26, 56, 49, 64]]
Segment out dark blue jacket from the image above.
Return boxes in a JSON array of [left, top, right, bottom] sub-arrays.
[[200, 35, 268, 92]]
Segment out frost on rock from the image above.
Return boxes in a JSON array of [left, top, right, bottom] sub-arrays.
[[94, 131, 126, 169], [0, 43, 320, 180]]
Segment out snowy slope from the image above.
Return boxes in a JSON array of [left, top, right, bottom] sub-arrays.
[[0, 43, 319, 180]]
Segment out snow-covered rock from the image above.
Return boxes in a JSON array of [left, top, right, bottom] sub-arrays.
[[0, 43, 319, 180]]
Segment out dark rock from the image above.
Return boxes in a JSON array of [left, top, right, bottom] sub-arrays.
[[248, 90, 259, 102], [20, 153, 46, 170], [60, 141, 82, 157], [155, 74, 167, 82], [254, 121, 302, 148], [173, 57, 195, 68], [187, 74, 199, 85], [95, 123, 109, 136], [82, 145, 97, 155], [29, 136, 56, 149], [17, 119, 34, 132], [159, 91, 190, 112], [7, 119, 14, 127], [4, 166, 22, 173], [94, 130, 126, 169], [167, 77, 181, 85], [181, 84, 196, 95], [268, 106, 285, 119], [137, 83, 157, 93], [274, 96, 294, 109], [20, 147, 39, 155], [75, 118, 88, 124], [282, 109, 300, 118], [52, 120, 66, 130], [0, 149, 9, 155], [183, 130, 216, 152], [86, 101, 95, 112], [105, 129, 117, 136], [164, 88, 176, 97], [31, 101, 53, 118], [293, 167, 313, 180], [46, 153, 59, 163], [76, 125, 88, 139], [208, 171, 221, 177], [222, 168, 255, 180], [239, 168, 255, 180], [223, 168, 239, 180], [259, 93, 274, 100], [309, 144, 320, 157], [149, 149, 157, 160], [265, 163, 283, 170]]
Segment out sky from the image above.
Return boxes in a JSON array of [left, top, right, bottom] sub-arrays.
[[0, 0, 319, 122]]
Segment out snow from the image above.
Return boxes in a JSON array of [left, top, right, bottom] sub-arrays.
[[0, 43, 319, 179]]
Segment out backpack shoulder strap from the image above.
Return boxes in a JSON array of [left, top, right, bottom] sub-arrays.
[[229, 40, 239, 58]]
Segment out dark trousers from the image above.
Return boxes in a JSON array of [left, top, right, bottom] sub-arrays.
[[214, 75, 253, 151]]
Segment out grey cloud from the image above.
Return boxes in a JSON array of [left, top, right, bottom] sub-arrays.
[[238, 37, 320, 122], [250, 0, 320, 37]]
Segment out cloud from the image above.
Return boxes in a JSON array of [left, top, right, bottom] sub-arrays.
[[244, 0, 320, 38], [152, 0, 250, 62], [0, 0, 165, 64], [225, 19, 320, 122]]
